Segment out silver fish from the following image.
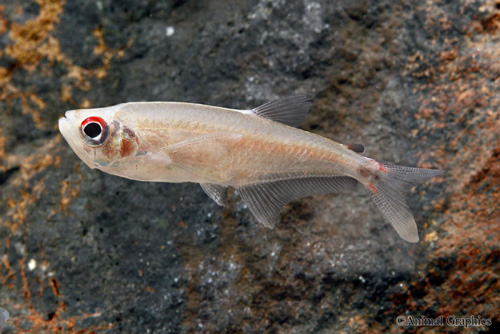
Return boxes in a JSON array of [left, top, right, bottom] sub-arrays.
[[58, 96, 443, 242]]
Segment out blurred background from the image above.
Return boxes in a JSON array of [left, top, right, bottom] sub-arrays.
[[0, 0, 498, 332]]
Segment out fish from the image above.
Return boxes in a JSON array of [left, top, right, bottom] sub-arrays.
[[58, 95, 443, 242]]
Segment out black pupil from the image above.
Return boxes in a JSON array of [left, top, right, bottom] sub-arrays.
[[84, 122, 102, 138]]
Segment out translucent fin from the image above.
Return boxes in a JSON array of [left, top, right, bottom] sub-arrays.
[[0, 307, 8, 332], [238, 176, 358, 228], [157, 132, 242, 167], [161, 132, 242, 156], [368, 162, 444, 243], [251, 95, 312, 127], [200, 183, 227, 206], [346, 143, 365, 153]]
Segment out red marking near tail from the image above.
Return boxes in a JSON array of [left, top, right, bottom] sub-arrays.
[[377, 162, 388, 173], [369, 183, 378, 193]]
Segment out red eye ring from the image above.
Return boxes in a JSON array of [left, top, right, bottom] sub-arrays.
[[80, 116, 109, 146], [81, 116, 107, 129]]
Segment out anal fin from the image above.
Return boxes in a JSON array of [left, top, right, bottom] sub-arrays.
[[237, 176, 357, 228], [200, 183, 228, 206]]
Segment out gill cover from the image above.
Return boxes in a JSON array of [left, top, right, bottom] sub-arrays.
[[113, 121, 139, 158]]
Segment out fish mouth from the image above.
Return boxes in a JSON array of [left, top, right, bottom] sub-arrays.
[[58, 115, 69, 135], [58, 110, 78, 139], [58, 110, 72, 123], [58, 114, 72, 141], [58, 112, 96, 170]]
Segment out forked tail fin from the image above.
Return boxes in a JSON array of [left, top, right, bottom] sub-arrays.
[[368, 162, 443, 243]]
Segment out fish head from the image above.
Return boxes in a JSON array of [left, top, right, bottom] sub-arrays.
[[59, 105, 139, 169]]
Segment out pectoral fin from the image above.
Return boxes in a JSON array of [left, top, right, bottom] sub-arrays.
[[157, 132, 242, 167], [163, 132, 242, 155], [200, 183, 228, 206], [237, 176, 358, 228]]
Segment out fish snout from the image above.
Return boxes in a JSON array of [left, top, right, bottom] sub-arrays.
[[58, 112, 75, 140], [58, 110, 77, 133], [63, 109, 76, 120]]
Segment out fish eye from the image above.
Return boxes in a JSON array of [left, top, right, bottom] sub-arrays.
[[83, 122, 102, 138], [80, 116, 109, 146]]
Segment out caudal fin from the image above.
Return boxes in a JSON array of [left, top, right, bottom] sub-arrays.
[[368, 162, 443, 243]]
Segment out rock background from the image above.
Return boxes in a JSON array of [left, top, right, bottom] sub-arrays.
[[0, 0, 499, 333]]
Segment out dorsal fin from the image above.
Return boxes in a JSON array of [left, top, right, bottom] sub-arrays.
[[250, 95, 312, 127], [237, 176, 358, 228]]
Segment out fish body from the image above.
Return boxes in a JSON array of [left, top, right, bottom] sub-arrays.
[[59, 96, 443, 242]]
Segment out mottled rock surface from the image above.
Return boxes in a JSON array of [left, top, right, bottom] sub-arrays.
[[0, 0, 499, 333]]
